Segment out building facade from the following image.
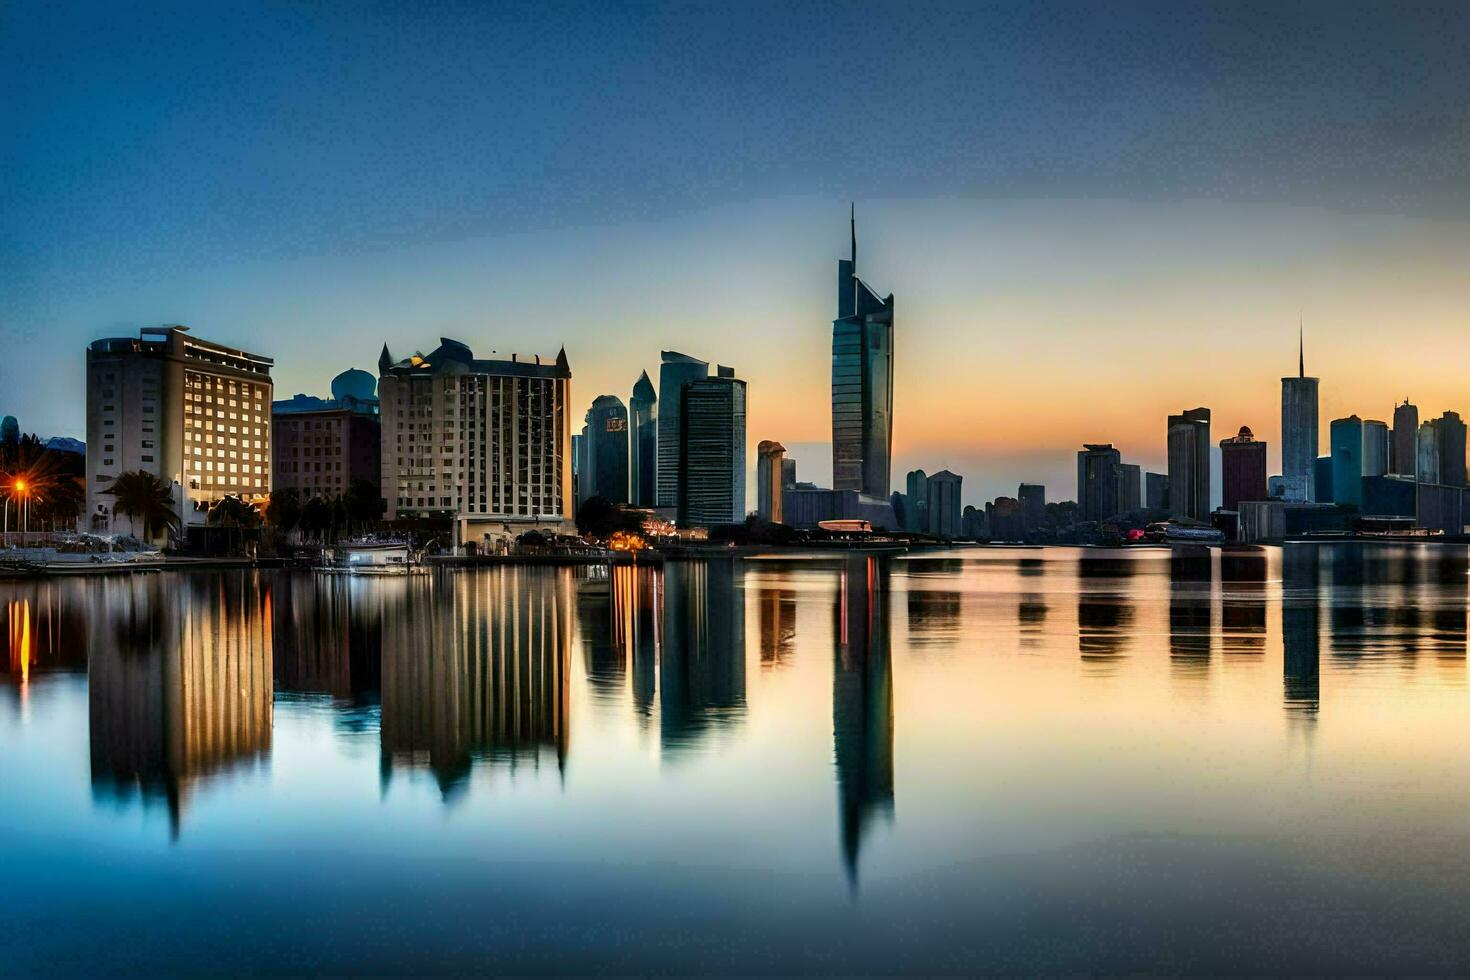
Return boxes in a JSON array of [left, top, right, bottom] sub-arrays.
[[1391, 399, 1418, 476], [629, 370, 658, 508], [583, 395, 630, 505], [1018, 483, 1046, 534], [756, 440, 786, 523], [272, 368, 380, 503], [1077, 443, 1122, 522], [656, 351, 709, 509], [86, 325, 273, 538], [677, 369, 747, 527], [1437, 411, 1467, 487], [925, 470, 962, 539], [1220, 426, 1267, 512], [831, 207, 895, 499], [1167, 407, 1211, 521], [1116, 465, 1140, 514], [1417, 419, 1441, 485], [1361, 419, 1390, 478], [1145, 471, 1168, 510], [1280, 335, 1319, 502], [378, 338, 572, 550], [1330, 416, 1363, 508]]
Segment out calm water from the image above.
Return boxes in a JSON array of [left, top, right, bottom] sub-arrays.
[[6, 545, 1470, 973]]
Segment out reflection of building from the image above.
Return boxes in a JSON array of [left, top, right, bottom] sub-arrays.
[[660, 559, 746, 754], [271, 367, 381, 502], [271, 575, 383, 702], [1219, 550, 1267, 656], [832, 208, 895, 500], [757, 584, 796, 667], [1281, 547, 1320, 716], [88, 575, 274, 836], [1077, 556, 1135, 662], [378, 338, 573, 550], [379, 569, 572, 797], [1168, 549, 1213, 669], [833, 554, 894, 886], [905, 559, 963, 647], [86, 325, 274, 537], [611, 565, 660, 720], [1167, 408, 1211, 521]]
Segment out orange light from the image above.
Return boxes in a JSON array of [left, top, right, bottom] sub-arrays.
[[13, 478, 26, 494]]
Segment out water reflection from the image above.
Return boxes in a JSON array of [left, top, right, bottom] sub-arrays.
[[833, 554, 894, 886], [660, 559, 746, 756], [611, 564, 659, 721], [1219, 550, 1268, 658], [1077, 555, 1134, 666], [1169, 549, 1214, 676], [904, 558, 963, 649], [87, 575, 274, 836], [379, 570, 571, 799], [1282, 547, 1321, 718], [758, 584, 797, 668]]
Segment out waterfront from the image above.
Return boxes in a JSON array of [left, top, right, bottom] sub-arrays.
[[7, 544, 1470, 973]]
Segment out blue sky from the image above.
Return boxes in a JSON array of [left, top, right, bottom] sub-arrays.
[[6, 1, 1470, 504]]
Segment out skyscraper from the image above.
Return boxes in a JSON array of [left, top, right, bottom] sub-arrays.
[[1417, 421, 1441, 485], [1167, 408, 1211, 521], [1329, 415, 1363, 508], [1361, 419, 1390, 478], [1280, 331, 1319, 502], [1220, 426, 1267, 511], [586, 395, 630, 504], [925, 470, 962, 538], [657, 351, 709, 509], [1017, 483, 1046, 535], [903, 469, 928, 532], [832, 206, 895, 499], [1145, 471, 1168, 510], [1391, 399, 1418, 476], [629, 371, 658, 508], [1437, 411, 1467, 487], [1116, 464, 1141, 514], [1076, 444, 1121, 522], [756, 440, 786, 523], [677, 367, 747, 527]]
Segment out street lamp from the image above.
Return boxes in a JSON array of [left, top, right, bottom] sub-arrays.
[[15, 478, 28, 540]]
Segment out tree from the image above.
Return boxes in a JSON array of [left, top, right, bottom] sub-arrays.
[[1, 434, 85, 533], [299, 496, 332, 543], [207, 495, 262, 555], [575, 495, 644, 540], [102, 471, 179, 542], [265, 488, 302, 535], [343, 479, 384, 533]]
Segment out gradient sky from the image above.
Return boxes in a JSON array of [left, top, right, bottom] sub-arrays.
[[6, 1, 1470, 505]]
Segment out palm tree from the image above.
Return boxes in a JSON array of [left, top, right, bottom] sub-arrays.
[[264, 488, 302, 535], [299, 496, 331, 543], [103, 471, 180, 542], [207, 495, 262, 555]]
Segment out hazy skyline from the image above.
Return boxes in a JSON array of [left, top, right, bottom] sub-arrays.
[[8, 1, 1470, 505]]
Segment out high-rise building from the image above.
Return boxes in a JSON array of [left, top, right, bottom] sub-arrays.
[[1280, 332, 1319, 502], [1219, 426, 1267, 512], [1418, 419, 1442, 485], [1314, 455, 1334, 502], [1437, 411, 1467, 487], [1391, 399, 1418, 476], [677, 368, 747, 527], [1145, 471, 1168, 510], [756, 440, 786, 523], [781, 457, 797, 490], [1361, 419, 1390, 478], [832, 206, 895, 499], [584, 395, 630, 504], [1330, 415, 1363, 507], [961, 504, 989, 540], [657, 351, 709, 509], [86, 325, 273, 538], [985, 495, 1024, 541], [378, 338, 572, 550], [1076, 444, 1121, 522], [1018, 483, 1046, 535], [1167, 407, 1211, 520], [925, 470, 962, 539], [1116, 464, 1141, 514], [629, 371, 658, 508], [271, 367, 380, 503], [904, 469, 928, 532]]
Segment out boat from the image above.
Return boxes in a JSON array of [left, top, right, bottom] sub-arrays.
[[1142, 521, 1227, 544], [317, 540, 428, 576]]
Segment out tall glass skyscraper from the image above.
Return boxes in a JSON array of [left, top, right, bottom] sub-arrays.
[[630, 370, 657, 508], [677, 368, 747, 527], [656, 351, 709, 508], [1329, 415, 1363, 508], [832, 207, 895, 499], [1167, 407, 1211, 521], [1280, 330, 1319, 502]]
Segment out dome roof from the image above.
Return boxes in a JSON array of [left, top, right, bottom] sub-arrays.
[[331, 368, 377, 402]]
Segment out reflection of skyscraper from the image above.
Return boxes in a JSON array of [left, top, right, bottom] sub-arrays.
[[1077, 556, 1135, 663], [611, 565, 660, 721], [904, 559, 963, 648], [379, 569, 572, 798], [1168, 548, 1213, 671], [271, 575, 383, 703], [757, 584, 797, 667], [660, 559, 746, 754], [832, 207, 895, 499], [1281, 547, 1321, 715], [88, 573, 274, 837], [833, 553, 894, 886], [1219, 549, 1267, 656], [577, 575, 625, 701], [1281, 332, 1319, 502]]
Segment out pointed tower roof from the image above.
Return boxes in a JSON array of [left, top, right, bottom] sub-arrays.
[[555, 345, 570, 373], [632, 369, 656, 403], [377, 343, 393, 375]]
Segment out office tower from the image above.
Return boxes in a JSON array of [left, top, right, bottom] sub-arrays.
[[86, 325, 273, 538], [1280, 332, 1319, 502], [1417, 419, 1441, 485], [657, 351, 709, 508], [925, 470, 962, 538], [271, 368, 380, 503], [1314, 455, 1334, 502], [1116, 464, 1141, 514], [584, 395, 630, 505], [986, 496, 1024, 541], [1329, 416, 1363, 508], [379, 338, 572, 550], [757, 440, 786, 523], [781, 457, 796, 490], [1076, 443, 1121, 522], [629, 371, 658, 508], [832, 206, 895, 499], [1437, 411, 1467, 486], [904, 469, 928, 532], [1145, 471, 1168, 510], [1018, 483, 1046, 534], [1391, 399, 1418, 476], [1167, 407, 1211, 520], [677, 368, 747, 527], [1361, 419, 1390, 478], [1219, 426, 1268, 511], [961, 505, 989, 540]]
